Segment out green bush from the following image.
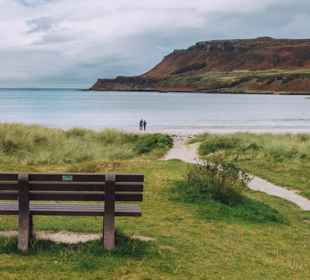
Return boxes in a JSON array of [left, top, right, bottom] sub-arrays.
[[135, 134, 173, 154], [186, 156, 250, 205], [199, 136, 241, 154], [65, 128, 93, 138]]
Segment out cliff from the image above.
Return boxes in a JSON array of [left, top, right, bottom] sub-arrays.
[[90, 37, 310, 94]]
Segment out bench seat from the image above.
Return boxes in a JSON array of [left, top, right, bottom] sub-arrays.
[[0, 202, 141, 217], [0, 172, 144, 251]]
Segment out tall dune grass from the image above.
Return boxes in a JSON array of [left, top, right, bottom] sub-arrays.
[[194, 133, 310, 161], [0, 124, 172, 165], [192, 133, 310, 198]]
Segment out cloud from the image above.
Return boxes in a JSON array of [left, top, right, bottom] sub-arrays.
[[16, 0, 50, 7], [0, 0, 309, 87]]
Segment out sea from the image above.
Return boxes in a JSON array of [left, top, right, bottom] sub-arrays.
[[0, 88, 310, 133]]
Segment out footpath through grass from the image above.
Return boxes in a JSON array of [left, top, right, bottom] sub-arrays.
[[0, 160, 309, 279], [193, 133, 310, 199]]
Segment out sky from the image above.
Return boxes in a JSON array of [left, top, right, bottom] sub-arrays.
[[0, 0, 310, 88]]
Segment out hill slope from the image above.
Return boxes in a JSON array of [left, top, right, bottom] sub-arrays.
[[90, 37, 310, 94]]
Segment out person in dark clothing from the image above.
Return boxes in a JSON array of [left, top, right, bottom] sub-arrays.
[[139, 119, 143, 131], [143, 120, 147, 131]]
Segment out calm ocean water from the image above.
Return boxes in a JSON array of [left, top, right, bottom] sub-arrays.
[[0, 89, 310, 132]]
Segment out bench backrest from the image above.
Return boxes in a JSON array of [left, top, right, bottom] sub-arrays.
[[0, 173, 144, 202]]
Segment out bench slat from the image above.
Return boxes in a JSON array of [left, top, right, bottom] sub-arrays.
[[116, 174, 144, 182], [29, 173, 106, 182], [0, 191, 143, 201], [0, 182, 18, 190], [0, 173, 144, 183], [0, 173, 18, 181], [0, 202, 141, 216], [29, 192, 143, 201], [0, 192, 18, 200], [23, 173, 143, 182], [27, 182, 143, 192]]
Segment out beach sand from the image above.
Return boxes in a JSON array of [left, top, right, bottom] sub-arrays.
[[123, 127, 310, 136]]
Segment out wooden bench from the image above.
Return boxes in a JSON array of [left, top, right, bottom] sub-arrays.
[[0, 172, 144, 252]]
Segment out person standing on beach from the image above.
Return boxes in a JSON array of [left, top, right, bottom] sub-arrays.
[[139, 119, 143, 131], [143, 120, 147, 131]]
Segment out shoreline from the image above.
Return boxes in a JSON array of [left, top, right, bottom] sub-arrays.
[[3, 122, 310, 136], [121, 127, 310, 136], [89, 88, 310, 96]]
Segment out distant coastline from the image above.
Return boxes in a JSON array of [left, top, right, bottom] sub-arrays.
[[90, 37, 310, 94], [89, 88, 310, 96]]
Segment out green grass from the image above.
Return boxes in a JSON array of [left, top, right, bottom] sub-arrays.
[[0, 123, 172, 165], [0, 127, 309, 279], [0, 160, 309, 279], [192, 133, 310, 199]]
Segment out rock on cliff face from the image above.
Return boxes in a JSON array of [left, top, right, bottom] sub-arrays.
[[90, 37, 310, 93]]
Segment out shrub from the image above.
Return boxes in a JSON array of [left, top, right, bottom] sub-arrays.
[[186, 155, 250, 205], [199, 137, 240, 154], [65, 128, 93, 139], [97, 129, 128, 144], [240, 142, 261, 152], [135, 134, 173, 154]]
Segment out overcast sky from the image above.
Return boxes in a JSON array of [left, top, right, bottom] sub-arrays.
[[1, 0, 310, 88]]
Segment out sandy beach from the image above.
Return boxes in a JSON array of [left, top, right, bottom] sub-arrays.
[[123, 127, 310, 136]]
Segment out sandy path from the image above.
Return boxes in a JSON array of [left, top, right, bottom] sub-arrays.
[[162, 136, 198, 162], [163, 136, 310, 211]]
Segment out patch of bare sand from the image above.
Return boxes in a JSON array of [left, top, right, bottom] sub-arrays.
[[0, 231, 99, 244], [162, 136, 198, 163], [0, 231, 156, 244]]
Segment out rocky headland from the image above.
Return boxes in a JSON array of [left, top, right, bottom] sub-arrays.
[[90, 37, 310, 94]]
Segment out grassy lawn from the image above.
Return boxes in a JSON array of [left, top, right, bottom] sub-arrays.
[[0, 127, 309, 279], [0, 160, 309, 279], [192, 133, 310, 199]]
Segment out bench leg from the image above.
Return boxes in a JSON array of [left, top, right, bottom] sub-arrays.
[[18, 212, 31, 252], [104, 174, 116, 250], [103, 213, 115, 250], [29, 215, 34, 241]]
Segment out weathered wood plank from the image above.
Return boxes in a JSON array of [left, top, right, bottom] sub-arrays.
[[29, 182, 106, 192], [28, 192, 142, 201], [0, 173, 18, 181], [28, 181, 143, 192], [0, 202, 141, 216], [0, 182, 18, 190], [0, 173, 144, 182], [0, 191, 142, 201], [115, 182, 144, 192], [29, 173, 106, 182], [0, 191, 18, 200], [116, 174, 144, 182]]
